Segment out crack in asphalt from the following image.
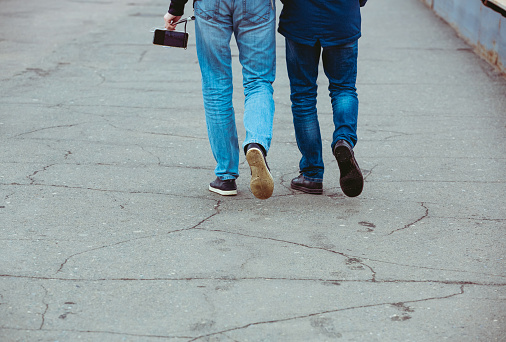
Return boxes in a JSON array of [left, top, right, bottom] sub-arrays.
[[197, 227, 378, 282], [1, 155, 503, 340], [55, 201, 222, 274], [27, 164, 56, 185], [1, 182, 212, 200], [187, 285, 467, 341], [1, 274, 504, 286], [138, 145, 162, 166], [3, 191, 15, 201], [387, 202, 429, 235], [39, 285, 49, 330], [432, 216, 506, 222], [138, 50, 148, 63], [0, 283, 488, 341], [13, 124, 82, 138], [1, 183, 502, 279], [195, 227, 505, 280], [104, 121, 206, 140], [0, 326, 193, 340], [64, 150, 72, 160]]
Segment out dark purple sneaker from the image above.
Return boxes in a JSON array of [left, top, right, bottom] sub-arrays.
[[209, 177, 237, 196]]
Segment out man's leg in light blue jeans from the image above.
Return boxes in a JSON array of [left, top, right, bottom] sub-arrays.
[[194, 0, 276, 182], [233, 1, 276, 155], [195, 0, 238, 181], [234, 0, 276, 200]]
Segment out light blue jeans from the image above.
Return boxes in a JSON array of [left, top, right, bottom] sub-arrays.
[[194, 0, 276, 181]]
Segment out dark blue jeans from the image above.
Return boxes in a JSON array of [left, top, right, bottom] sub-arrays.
[[285, 38, 359, 182]]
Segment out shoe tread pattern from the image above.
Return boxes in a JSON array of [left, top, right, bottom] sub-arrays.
[[246, 148, 274, 199]]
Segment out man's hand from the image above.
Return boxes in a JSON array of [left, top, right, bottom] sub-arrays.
[[164, 12, 181, 31]]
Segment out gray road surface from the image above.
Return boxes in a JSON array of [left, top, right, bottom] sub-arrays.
[[1, 0, 505, 341]]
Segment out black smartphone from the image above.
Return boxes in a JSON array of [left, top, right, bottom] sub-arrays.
[[153, 29, 188, 49]]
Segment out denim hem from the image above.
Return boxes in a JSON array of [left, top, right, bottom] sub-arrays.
[[242, 140, 268, 155], [332, 137, 356, 150], [301, 174, 323, 183], [219, 176, 237, 181]]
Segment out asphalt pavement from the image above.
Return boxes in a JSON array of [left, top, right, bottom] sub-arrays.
[[1, 0, 505, 341]]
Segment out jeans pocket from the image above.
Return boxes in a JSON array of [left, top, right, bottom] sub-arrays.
[[194, 0, 220, 21], [242, 0, 272, 23]]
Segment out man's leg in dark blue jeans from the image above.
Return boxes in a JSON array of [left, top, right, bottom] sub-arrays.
[[322, 40, 359, 149], [285, 38, 324, 183], [322, 40, 363, 197]]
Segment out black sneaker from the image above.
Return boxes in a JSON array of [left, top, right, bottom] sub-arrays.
[[291, 174, 323, 195], [209, 177, 237, 196], [333, 140, 363, 197], [245, 143, 274, 200]]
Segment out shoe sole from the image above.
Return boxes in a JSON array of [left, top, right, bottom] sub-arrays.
[[246, 148, 274, 200], [208, 186, 237, 196], [290, 183, 323, 195], [334, 145, 364, 197]]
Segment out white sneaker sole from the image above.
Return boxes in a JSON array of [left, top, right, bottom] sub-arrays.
[[209, 186, 237, 196], [246, 148, 274, 200]]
